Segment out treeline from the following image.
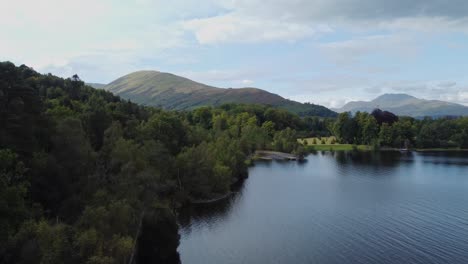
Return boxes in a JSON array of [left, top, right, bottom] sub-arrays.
[[330, 109, 468, 149], [0, 62, 308, 263]]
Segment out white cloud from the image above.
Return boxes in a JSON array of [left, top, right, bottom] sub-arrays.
[[183, 13, 331, 44], [325, 99, 348, 108], [181, 0, 468, 45], [241, 79, 254, 85], [0, 0, 189, 81]]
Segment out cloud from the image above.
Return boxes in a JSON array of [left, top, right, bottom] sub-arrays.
[[376, 17, 468, 33], [216, 0, 468, 22], [183, 13, 331, 44], [241, 79, 254, 85], [326, 99, 348, 108], [182, 0, 468, 44], [438, 81, 457, 88], [437, 90, 468, 105], [319, 34, 419, 64], [0, 0, 189, 81]]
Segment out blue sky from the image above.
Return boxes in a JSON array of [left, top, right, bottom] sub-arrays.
[[2, 0, 468, 107]]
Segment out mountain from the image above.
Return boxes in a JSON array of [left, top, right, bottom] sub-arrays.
[[336, 93, 468, 117], [102, 71, 336, 117]]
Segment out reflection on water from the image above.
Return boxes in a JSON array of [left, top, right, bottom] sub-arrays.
[[178, 151, 468, 264], [178, 180, 246, 231]]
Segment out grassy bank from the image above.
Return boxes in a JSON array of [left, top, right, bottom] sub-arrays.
[[298, 137, 468, 152], [298, 137, 370, 151], [298, 136, 337, 145], [306, 144, 370, 151]]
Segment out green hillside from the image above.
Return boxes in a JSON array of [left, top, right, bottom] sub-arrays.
[[103, 71, 336, 117]]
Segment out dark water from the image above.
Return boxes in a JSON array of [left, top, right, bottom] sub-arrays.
[[178, 152, 468, 264]]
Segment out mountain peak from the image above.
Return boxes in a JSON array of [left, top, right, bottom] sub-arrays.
[[337, 93, 468, 117], [103, 70, 337, 117], [128, 70, 161, 75]]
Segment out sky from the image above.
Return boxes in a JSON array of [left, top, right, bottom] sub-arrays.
[[2, 0, 468, 108]]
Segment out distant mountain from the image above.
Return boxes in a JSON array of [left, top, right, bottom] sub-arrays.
[[87, 83, 106, 89], [103, 71, 336, 117], [336, 93, 468, 117]]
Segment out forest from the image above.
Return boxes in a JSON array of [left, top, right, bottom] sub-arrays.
[[1, 61, 468, 264], [328, 109, 468, 149], [0, 62, 308, 264]]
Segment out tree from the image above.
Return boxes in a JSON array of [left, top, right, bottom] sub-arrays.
[[371, 108, 398, 125], [379, 123, 394, 147], [192, 107, 213, 129], [332, 112, 357, 144], [261, 121, 275, 137], [355, 112, 379, 145], [0, 149, 29, 251], [139, 111, 187, 154], [273, 128, 299, 153]]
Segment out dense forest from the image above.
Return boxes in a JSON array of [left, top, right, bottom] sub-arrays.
[[0, 62, 311, 264], [328, 109, 468, 149]]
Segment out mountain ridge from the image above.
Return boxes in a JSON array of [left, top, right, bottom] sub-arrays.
[[102, 70, 337, 117], [336, 93, 468, 117]]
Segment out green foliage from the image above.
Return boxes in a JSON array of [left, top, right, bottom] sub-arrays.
[[330, 110, 468, 149], [273, 128, 299, 153], [332, 112, 357, 144], [139, 111, 188, 154]]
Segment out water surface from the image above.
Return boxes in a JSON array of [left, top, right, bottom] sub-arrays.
[[178, 152, 468, 264]]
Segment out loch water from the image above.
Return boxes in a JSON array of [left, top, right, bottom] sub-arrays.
[[178, 151, 468, 264]]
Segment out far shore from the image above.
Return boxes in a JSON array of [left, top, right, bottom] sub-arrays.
[[305, 144, 468, 152], [298, 137, 468, 152]]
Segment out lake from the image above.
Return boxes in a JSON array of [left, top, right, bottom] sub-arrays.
[[178, 151, 468, 264]]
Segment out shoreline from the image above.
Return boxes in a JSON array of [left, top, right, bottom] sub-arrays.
[[190, 192, 233, 204], [305, 145, 468, 152], [190, 151, 300, 205], [253, 150, 300, 160]]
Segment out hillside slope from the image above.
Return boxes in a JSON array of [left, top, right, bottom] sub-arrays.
[[103, 71, 336, 117], [336, 94, 468, 117]]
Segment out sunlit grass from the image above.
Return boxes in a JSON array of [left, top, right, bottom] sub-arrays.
[[298, 136, 337, 145], [297, 137, 370, 151]]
